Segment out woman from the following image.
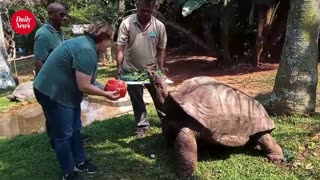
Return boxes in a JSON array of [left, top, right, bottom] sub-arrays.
[[33, 21, 119, 180]]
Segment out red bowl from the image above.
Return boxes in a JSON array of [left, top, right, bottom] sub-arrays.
[[104, 79, 127, 98]]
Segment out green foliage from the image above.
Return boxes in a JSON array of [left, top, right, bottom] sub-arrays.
[[119, 69, 151, 82], [1, 0, 119, 53], [1, 1, 47, 53], [119, 69, 164, 82], [182, 0, 209, 17], [181, 0, 224, 17]]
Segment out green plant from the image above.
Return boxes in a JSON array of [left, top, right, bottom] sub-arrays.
[[181, 0, 223, 17]]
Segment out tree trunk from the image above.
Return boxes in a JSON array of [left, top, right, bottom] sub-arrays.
[[201, 5, 220, 57], [270, 0, 320, 115], [0, 14, 17, 90], [201, 15, 217, 55], [124, 0, 136, 11], [118, 0, 125, 15], [254, 4, 274, 66], [158, 19, 210, 51], [264, 0, 290, 61], [219, 2, 236, 67]]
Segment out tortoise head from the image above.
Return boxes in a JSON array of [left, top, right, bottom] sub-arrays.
[[146, 67, 168, 105]]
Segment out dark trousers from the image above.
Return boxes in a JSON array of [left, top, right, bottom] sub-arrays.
[[45, 116, 53, 145], [34, 88, 86, 174], [127, 83, 164, 127]]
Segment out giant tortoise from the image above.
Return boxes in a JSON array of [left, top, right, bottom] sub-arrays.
[[147, 70, 284, 179]]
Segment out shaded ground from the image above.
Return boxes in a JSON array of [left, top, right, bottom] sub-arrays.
[[165, 55, 279, 95]]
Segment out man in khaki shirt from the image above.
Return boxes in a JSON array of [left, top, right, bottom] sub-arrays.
[[117, 0, 167, 138]]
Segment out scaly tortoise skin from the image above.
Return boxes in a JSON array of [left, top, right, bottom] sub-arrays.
[[147, 72, 284, 179]]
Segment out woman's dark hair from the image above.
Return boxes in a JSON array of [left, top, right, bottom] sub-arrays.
[[84, 21, 113, 43]]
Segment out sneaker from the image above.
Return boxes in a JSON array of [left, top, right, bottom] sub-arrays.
[[75, 160, 97, 174], [81, 133, 91, 142], [62, 171, 83, 180], [136, 126, 149, 138]]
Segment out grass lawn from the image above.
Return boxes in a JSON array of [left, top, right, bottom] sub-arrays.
[[0, 106, 319, 180], [0, 62, 319, 179], [96, 63, 118, 85]]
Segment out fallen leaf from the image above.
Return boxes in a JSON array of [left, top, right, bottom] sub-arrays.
[[293, 162, 302, 168], [305, 163, 314, 170]]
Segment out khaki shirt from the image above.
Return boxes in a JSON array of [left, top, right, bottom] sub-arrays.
[[117, 14, 167, 72]]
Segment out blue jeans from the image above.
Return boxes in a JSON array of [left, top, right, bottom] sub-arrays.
[[34, 88, 87, 174]]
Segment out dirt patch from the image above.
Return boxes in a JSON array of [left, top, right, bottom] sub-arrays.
[[165, 55, 279, 96]]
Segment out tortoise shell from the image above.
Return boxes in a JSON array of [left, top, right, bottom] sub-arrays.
[[167, 76, 275, 146]]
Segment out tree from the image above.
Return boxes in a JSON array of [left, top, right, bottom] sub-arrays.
[[178, 0, 236, 67], [270, 0, 320, 115], [172, 0, 280, 67], [253, 0, 277, 66], [0, 13, 17, 89]]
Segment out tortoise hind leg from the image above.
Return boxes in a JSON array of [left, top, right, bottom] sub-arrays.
[[257, 133, 284, 161], [175, 127, 197, 179]]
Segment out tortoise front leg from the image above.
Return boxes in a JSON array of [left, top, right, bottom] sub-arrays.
[[257, 133, 284, 161], [162, 118, 180, 146], [174, 127, 197, 179]]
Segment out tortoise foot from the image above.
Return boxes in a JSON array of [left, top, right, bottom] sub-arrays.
[[257, 133, 284, 161], [175, 127, 197, 179]]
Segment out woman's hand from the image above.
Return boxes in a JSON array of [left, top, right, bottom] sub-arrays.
[[105, 90, 120, 100]]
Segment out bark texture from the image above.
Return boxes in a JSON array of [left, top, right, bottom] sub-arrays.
[[270, 0, 320, 115], [0, 15, 16, 89], [254, 4, 274, 66]]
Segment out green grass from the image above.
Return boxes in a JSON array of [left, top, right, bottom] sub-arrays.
[[0, 89, 24, 112], [0, 106, 319, 180], [96, 63, 118, 84]]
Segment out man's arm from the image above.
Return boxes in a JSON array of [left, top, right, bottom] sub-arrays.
[[157, 23, 168, 73], [116, 44, 125, 76], [34, 59, 44, 75], [116, 21, 129, 77], [157, 48, 166, 73], [33, 34, 51, 76]]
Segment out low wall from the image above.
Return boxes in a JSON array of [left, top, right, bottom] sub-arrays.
[[0, 91, 153, 138]]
